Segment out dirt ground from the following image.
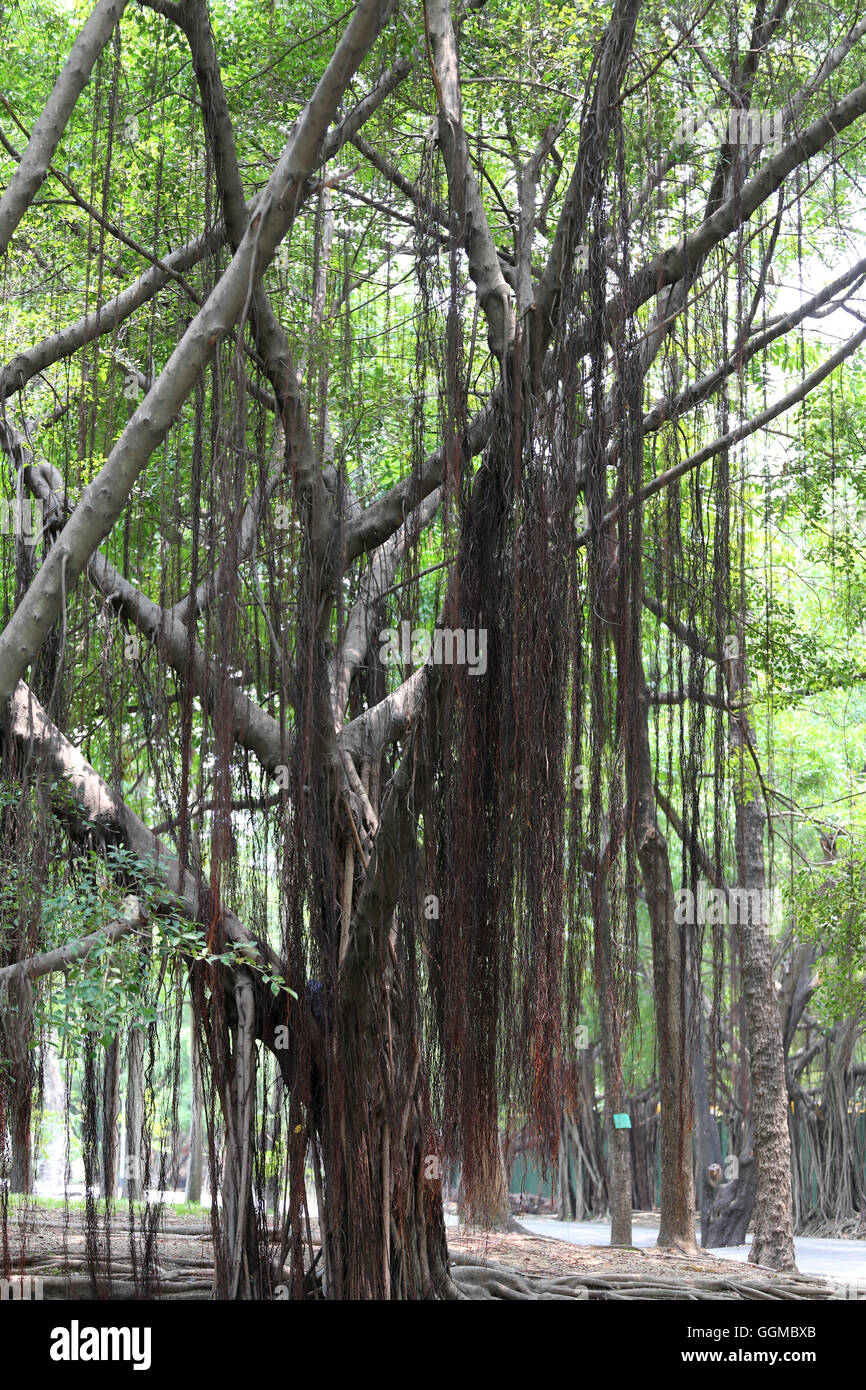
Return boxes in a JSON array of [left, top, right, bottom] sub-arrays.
[[448, 1224, 790, 1283], [4, 1202, 836, 1297]]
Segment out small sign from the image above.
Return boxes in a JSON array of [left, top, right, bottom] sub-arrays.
[[613, 1113, 632, 1129]]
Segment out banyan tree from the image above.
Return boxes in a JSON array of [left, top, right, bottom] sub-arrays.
[[0, 0, 865, 1300]]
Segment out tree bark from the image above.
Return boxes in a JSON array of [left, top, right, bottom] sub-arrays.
[[633, 670, 697, 1253], [726, 626, 796, 1271], [124, 1027, 145, 1201], [315, 1004, 452, 1299], [185, 1021, 203, 1206], [7, 1059, 32, 1195], [592, 842, 633, 1247], [692, 991, 724, 1247], [101, 1038, 120, 1201], [706, 1147, 757, 1247], [0, 970, 33, 1194]]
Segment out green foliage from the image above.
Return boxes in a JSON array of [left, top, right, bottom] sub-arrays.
[[788, 846, 866, 1021]]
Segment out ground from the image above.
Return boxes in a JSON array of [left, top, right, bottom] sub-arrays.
[[2, 1199, 856, 1299], [449, 1223, 766, 1281]]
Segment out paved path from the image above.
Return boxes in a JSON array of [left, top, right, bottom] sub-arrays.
[[512, 1216, 866, 1287]]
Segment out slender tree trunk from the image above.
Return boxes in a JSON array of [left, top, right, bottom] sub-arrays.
[[557, 1112, 576, 1220], [124, 1027, 144, 1201], [692, 989, 723, 1247], [185, 1022, 203, 1206], [726, 627, 796, 1271], [0, 969, 33, 1193], [633, 670, 697, 1253], [8, 1074, 32, 1194], [592, 841, 633, 1247], [101, 1038, 119, 1200]]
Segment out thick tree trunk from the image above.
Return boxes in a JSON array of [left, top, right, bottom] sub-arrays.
[[706, 1145, 757, 1247], [314, 1049, 452, 1298], [313, 924, 453, 1300], [202, 973, 265, 1300], [726, 631, 796, 1271]]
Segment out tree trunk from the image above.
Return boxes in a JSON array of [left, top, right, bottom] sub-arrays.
[[458, 1131, 519, 1232], [633, 670, 697, 1253], [314, 1054, 453, 1300], [692, 989, 723, 1248], [101, 1038, 120, 1201], [8, 1068, 31, 1194], [312, 925, 453, 1300], [124, 1027, 144, 1201], [593, 841, 633, 1247], [0, 969, 33, 1193], [726, 627, 796, 1270], [557, 1112, 577, 1220], [706, 1144, 757, 1247], [185, 1022, 203, 1206]]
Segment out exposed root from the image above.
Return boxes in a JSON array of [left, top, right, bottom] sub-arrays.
[[448, 1252, 838, 1301]]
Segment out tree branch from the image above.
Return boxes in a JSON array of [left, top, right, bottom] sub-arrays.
[[424, 0, 515, 359], [0, 898, 147, 987], [580, 325, 866, 547], [0, 0, 128, 255], [0, 0, 398, 707]]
